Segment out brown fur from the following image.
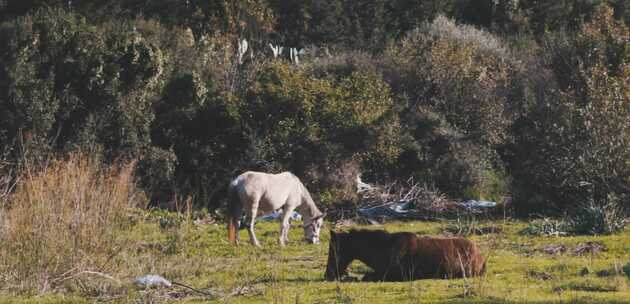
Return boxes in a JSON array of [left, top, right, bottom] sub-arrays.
[[325, 229, 486, 281]]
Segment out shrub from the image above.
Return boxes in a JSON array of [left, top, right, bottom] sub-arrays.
[[520, 217, 570, 237], [519, 194, 625, 236], [507, 4, 630, 213], [315, 159, 361, 207], [0, 155, 143, 293], [387, 15, 517, 148], [0, 8, 167, 160], [382, 15, 520, 200], [393, 106, 505, 199], [569, 193, 626, 235], [136, 147, 177, 206], [237, 60, 401, 201]]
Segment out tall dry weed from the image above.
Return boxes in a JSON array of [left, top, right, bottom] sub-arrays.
[[0, 155, 144, 294]]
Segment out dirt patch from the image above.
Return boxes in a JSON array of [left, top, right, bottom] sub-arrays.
[[526, 270, 554, 281], [538, 244, 567, 255], [441, 225, 504, 236], [553, 282, 618, 293], [574, 241, 607, 255], [136, 242, 167, 253]]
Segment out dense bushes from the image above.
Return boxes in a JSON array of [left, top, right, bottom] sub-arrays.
[[4, 1, 627, 52], [382, 16, 517, 200], [0, 3, 628, 214], [236, 60, 400, 205], [506, 5, 630, 212], [0, 9, 167, 161], [0, 7, 403, 208]]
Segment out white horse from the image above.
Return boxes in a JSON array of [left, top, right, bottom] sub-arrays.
[[226, 171, 326, 247]]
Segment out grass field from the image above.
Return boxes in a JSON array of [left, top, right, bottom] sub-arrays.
[[4, 210, 630, 303]]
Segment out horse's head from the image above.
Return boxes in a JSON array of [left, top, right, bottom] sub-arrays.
[[304, 212, 326, 244], [325, 229, 349, 281]]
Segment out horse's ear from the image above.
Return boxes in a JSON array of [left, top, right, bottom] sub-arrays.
[[313, 212, 326, 221]]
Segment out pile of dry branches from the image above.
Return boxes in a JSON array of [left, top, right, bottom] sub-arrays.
[[356, 176, 452, 213]]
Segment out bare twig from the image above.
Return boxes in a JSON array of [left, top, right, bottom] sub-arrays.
[[172, 281, 213, 297]]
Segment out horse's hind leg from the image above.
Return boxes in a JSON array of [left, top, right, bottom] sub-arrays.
[[233, 204, 243, 245]]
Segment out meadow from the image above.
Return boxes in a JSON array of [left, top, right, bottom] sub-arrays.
[[1, 157, 629, 304], [4, 214, 630, 303]]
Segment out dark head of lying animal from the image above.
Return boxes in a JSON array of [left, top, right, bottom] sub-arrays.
[[324, 229, 486, 282]]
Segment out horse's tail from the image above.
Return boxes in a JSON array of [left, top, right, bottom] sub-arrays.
[[226, 181, 241, 246]]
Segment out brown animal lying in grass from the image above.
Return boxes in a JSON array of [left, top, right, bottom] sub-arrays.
[[324, 229, 486, 281]]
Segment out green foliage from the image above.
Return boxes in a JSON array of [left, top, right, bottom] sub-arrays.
[[0, 8, 167, 160], [507, 4, 630, 212], [569, 193, 626, 235], [520, 218, 570, 237], [382, 16, 518, 198], [240, 61, 326, 171], [389, 16, 516, 147], [136, 147, 177, 205], [519, 193, 626, 236], [238, 60, 400, 205]]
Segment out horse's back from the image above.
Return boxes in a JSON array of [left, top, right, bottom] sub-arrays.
[[230, 171, 303, 211], [410, 235, 485, 278], [413, 236, 481, 253], [233, 171, 297, 184]]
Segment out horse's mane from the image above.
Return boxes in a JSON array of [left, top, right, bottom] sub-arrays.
[[345, 229, 390, 236], [294, 176, 322, 218], [338, 229, 394, 243]]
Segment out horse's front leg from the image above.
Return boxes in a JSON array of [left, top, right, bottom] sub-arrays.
[[279, 209, 292, 246], [247, 218, 261, 247], [247, 203, 262, 247]]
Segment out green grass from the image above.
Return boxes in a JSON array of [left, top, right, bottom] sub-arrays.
[[3, 212, 630, 303]]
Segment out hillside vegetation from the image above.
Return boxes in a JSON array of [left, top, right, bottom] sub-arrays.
[[0, 1, 628, 213], [1, 1, 630, 302]]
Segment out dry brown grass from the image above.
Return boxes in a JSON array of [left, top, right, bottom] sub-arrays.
[[0, 155, 144, 294]]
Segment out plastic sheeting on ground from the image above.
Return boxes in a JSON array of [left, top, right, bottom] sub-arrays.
[[358, 200, 431, 221], [457, 200, 497, 211], [256, 210, 302, 222], [135, 274, 172, 288], [357, 199, 497, 222]]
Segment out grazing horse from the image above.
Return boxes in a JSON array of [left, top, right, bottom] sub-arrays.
[[226, 171, 325, 247], [325, 229, 486, 281]]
